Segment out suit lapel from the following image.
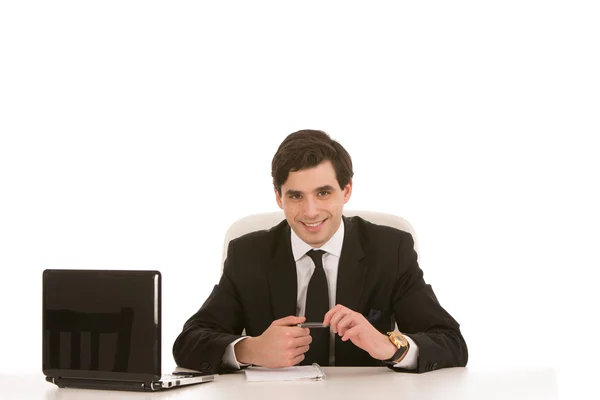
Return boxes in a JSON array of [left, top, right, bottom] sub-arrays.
[[335, 216, 367, 313], [335, 216, 368, 365], [268, 223, 298, 319]]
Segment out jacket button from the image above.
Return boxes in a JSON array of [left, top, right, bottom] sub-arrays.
[[200, 362, 210, 371], [432, 363, 438, 370]]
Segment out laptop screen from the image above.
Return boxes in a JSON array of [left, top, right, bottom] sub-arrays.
[[42, 270, 161, 377]]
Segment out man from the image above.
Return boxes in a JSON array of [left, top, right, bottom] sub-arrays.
[[173, 130, 468, 374]]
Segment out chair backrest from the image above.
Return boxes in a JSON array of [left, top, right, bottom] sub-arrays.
[[221, 210, 418, 269]]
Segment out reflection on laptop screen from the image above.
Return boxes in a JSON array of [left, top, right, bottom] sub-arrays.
[[43, 270, 160, 375]]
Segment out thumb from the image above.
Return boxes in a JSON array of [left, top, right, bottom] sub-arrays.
[[272, 315, 305, 326]]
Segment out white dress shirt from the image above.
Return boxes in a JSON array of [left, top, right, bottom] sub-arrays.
[[223, 219, 419, 369]]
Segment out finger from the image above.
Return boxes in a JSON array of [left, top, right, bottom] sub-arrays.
[[284, 344, 309, 361], [340, 312, 372, 336], [294, 334, 313, 347], [284, 328, 312, 349], [292, 344, 310, 356], [273, 315, 306, 326], [341, 325, 363, 342], [329, 309, 351, 333], [288, 353, 305, 367], [323, 304, 345, 325], [285, 326, 310, 338], [336, 313, 356, 336]]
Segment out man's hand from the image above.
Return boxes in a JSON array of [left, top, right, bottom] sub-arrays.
[[234, 316, 312, 368], [323, 304, 397, 361]]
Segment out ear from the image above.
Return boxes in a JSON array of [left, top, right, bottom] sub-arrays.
[[342, 179, 353, 204], [274, 188, 283, 209]]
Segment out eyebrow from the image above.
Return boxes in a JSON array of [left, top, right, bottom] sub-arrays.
[[284, 185, 336, 196], [315, 185, 336, 192], [285, 189, 303, 197]]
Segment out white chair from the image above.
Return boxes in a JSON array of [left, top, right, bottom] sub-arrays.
[[221, 210, 418, 269]]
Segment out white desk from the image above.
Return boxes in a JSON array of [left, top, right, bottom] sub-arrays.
[[0, 367, 558, 400]]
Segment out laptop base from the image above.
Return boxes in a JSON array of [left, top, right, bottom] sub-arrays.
[[46, 374, 214, 392]]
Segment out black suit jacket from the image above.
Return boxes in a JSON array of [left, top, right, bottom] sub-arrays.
[[173, 216, 468, 374]]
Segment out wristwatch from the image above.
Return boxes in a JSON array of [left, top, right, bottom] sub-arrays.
[[384, 331, 410, 364]]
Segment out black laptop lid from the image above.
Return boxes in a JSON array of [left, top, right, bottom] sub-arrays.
[[43, 270, 161, 381]]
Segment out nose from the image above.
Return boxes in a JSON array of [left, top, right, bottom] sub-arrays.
[[302, 196, 319, 219]]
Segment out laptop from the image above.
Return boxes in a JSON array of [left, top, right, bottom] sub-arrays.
[[42, 269, 214, 391]]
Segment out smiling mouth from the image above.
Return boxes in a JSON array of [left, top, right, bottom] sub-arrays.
[[302, 219, 327, 227]]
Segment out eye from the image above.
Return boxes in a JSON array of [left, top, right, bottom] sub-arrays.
[[317, 191, 330, 197], [288, 194, 302, 200]]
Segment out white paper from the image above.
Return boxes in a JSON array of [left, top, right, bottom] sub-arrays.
[[244, 364, 325, 382]]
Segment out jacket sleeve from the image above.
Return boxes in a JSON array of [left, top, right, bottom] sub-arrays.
[[172, 240, 246, 374], [389, 233, 468, 373]]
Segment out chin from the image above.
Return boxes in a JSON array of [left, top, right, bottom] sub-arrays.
[[305, 235, 328, 247]]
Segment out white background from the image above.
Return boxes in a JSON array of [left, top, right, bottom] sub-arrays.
[[1, 1, 598, 397]]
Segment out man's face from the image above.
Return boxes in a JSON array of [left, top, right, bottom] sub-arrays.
[[275, 161, 352, 248]]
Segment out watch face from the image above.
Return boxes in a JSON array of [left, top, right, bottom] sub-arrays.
[[398, 335, 408, 347], [388, 332, 408, 348]]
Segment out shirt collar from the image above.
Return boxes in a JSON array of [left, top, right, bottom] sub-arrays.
[[291, 218, 345, 261]]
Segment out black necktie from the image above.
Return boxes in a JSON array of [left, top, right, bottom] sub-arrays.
[[302, 249, 330, 366]]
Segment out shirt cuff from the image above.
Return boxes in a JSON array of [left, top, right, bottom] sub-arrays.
[[222, 337, 251, 369], [393, 334, 419, 369]]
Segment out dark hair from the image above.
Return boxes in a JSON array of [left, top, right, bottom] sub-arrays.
[[271, 129, 353, 195]]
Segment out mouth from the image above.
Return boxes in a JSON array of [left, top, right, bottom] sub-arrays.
[[301, 218, 327, 231]]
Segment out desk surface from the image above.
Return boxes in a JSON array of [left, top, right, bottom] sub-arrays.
[[0, 367, 558, 400]]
